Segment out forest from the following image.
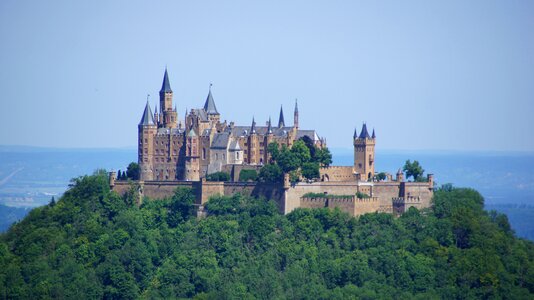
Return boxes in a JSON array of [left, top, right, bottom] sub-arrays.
[[1, 171, 533, 299]]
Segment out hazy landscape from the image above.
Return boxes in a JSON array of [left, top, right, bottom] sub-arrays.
[[1, 145, 533, 239]]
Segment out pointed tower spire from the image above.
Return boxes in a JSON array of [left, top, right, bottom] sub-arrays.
[[293, 99, 299, 129], [359, 123, 370, 139], [203, 83, 219, 115], [160, 68, 172, 93], [267, 116, 273, 134], [278, 105, 285, 128], [353, 127, 359, 139], [250, 117, 256, 134], [372, 128, 376, 139], [139, 100, 155, 126]]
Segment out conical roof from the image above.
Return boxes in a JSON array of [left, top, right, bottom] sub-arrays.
[[372, 128, 376, 139], [278, 105, 285, 128], [359, 123, 371, 139], [353, 127, 358, 139], [160, 68, 172, 93], [267, 117, 273, 134], [203, 85, 219, 115], [139, 101, 155, 126]]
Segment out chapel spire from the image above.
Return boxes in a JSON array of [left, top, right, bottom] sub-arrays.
[[160, 67, 172, 93], [203, 84, 219, 115], [278, 105, 285, 128]]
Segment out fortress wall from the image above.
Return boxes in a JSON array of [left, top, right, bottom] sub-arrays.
[[200, 181, 225, 204], [111, 180, 197, 202], [319, 166, 356, 182], [300, 197, 328, 209], [142, 181, 197, 201], [403, 182, 433, 208], [328, 198, 356, 215], [354, 197, 381, 216], [284, 182, 359, 214], [372, 182, 401, 213]]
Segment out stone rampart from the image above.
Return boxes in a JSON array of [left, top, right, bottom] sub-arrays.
[[319, 166, 356, 182]]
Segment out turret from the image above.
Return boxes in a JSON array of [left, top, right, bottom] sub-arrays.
[[265, 117, 273, 163], [138, 100, 157, 181], [184, 128, 200, 181], [353, 123, 376, 181], [159, 68, 177, 128], [247, 117, 260, 164], [203, 84, 220, 124], [294, 99, 299, 130]]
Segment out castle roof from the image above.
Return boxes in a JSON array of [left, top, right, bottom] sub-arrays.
[[229, 140, 241, 151], [372, 128, 376, 139], [187, 128, 197, 137], [359, 123, 371, 139], [160, 68, 172, 93], [278, 105, 285, 128], [294, 99, 298, 114], [139, 101, 156, 126], [203, 86, 219, 115], [211, 132, 230, 149], [353, 127, 358, 139]]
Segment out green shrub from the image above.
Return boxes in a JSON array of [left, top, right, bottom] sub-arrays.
[[239, 169, 258, 182], [206, 171, 231, 182]]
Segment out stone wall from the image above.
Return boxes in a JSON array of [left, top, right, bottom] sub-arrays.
[[319, 166, 356, 182]]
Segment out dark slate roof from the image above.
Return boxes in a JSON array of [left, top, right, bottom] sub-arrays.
[[223, 125, 319, 141], [294, 99, 298, 113], [359, 123, 371, 139], [229, 140, 241, 151], [192, 109, 209, 122], [278, 106, 285, 128], [203, 88, 219, 115], [211, 132, 230, 149], [267, 117, 273, 134], [139, 102, 155, 126], [296, 130, 319, 141], [160, 68, 172, 93], [157, 128, 184, 135], [353, 127, 358, 139], [372, 128, 376, 139]]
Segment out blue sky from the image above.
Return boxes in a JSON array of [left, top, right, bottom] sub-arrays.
[[1, 0, 533, 151]]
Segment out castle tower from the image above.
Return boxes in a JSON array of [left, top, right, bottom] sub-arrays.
[[278, 105, 285, 128], [159, 68, 177, 128], [265, 117, 273, 163], [294, 99, 299, 130], [203, 84, 220, 124], [247, 117, 260, 164], [185, 128, 200, 181], [353, 123, 376, 181], [138, 100, 157, 181]]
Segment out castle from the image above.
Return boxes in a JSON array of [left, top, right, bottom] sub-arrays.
[[111, 69, 434, 217], [138, 68, 324, 182]]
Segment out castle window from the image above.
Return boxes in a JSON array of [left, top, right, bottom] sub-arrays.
[[237, 152, 240, 159], [203, 148, 206, 160]]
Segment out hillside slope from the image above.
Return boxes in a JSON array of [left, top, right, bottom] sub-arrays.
[[1, 172, 533, 299]]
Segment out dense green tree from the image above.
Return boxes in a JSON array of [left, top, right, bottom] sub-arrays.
[[403, 160, 425, 181], [1, 173, 533, 299], [314, 147, 333, 167], [206, 171, 231, 182], [267, 142, 280, 162], [277, 145, 300, 173], [239, 169, 258, 182], [126, 162, 140, 180], [290, 140, 311, 165], [301, 162, 320, 180], [258, 163, 283, 183]]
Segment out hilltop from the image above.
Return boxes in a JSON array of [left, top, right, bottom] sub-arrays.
[[1, 171, 533, 299]]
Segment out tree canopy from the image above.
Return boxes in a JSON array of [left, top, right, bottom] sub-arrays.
[[1, 173, 533, 299], [403, 160, 425, 182]]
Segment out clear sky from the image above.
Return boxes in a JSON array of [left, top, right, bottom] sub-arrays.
[[1, 0, 533, 151]]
